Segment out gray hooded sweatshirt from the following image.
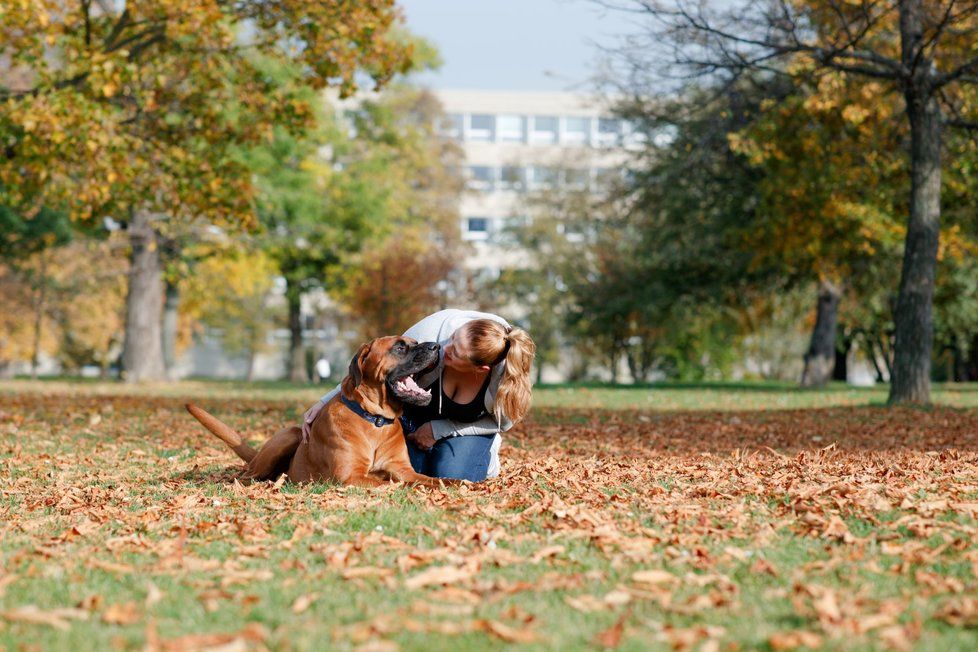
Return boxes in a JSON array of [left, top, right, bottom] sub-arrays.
[[316, 309, 512, 477]]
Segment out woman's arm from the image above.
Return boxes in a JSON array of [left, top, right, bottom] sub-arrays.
[[301, 384, 341, 442], [429, 412, 513, 440]]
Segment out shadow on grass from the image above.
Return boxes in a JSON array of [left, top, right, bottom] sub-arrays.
[[536, 380, 874, 393], [524, 403, 978, 452], [171, 465, 242, 486]]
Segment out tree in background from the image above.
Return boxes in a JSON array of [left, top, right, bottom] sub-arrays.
[[0, 230, 128, 378], [728, 75, 907, 386], [0, 206, 77, 377], [492, 176, 613, 382], [181, 249, 281, 381], [51, 235, 128, 377], [337, 85, 465, 341], [0, 1, 413, 381], [493, 82, 773, 383], [605, 82, 782, 380], [602, 0, 978, 403]]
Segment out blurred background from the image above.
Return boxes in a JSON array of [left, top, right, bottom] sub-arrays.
[[1, 0, 976, 398]]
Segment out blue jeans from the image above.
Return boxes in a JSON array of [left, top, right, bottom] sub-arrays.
[[405, 433, 494, 482]]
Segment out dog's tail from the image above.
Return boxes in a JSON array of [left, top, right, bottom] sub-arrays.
[[185, 403, 258, 463]]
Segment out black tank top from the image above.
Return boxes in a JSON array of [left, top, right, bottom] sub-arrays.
[[405, 374, 491, 424]]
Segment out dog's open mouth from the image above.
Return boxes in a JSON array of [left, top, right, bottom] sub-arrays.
[[390, 372, 432, 405]]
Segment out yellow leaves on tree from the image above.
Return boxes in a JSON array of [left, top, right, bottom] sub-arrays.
[[728, 72, 907, 283], [181, 250, 281, 379], [0, 0, 413, 227], [0, 235, 127, 374]]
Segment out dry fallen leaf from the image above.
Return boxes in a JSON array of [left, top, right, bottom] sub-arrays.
[[354, 641, 400, 652], [102, 601, 140, 625], [593, 610, 629, 648], [342, 567, 396, 580], [768, 630, 823, 650], [291, 593, 319, 614], [1, 605, 90, 630], [477, 619, 537, 644], [531, 545, 565, 563], [404, 566, 475, 590], [146, 582, 164, 609], [631, 569, 678, 586], [159, 623, 268, 651]]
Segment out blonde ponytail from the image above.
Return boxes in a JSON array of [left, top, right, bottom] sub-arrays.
[[494, 327, 535, 425]]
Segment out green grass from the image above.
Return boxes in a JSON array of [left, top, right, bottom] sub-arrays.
[[2, 380, 978, 650], [7, 377, 978, 411]]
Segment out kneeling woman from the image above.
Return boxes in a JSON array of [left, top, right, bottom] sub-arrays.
[[304, 309, 535, 482]]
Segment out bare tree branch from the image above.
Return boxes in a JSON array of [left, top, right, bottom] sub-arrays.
[[935, 54, 978, 87], [945, 117, 978, 130]]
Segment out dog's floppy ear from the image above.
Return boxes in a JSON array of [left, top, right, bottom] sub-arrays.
[[347, 342, 370, 390]]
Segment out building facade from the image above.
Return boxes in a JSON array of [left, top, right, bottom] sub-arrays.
[[434, 89, 637, 278]]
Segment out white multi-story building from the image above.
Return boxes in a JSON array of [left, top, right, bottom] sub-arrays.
[[433, 89, 637, 277]]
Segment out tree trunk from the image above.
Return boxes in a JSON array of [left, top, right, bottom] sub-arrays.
[[30, 252, 47, 380], [609, 349, 618, 384], [968, 335, 978, 382], [162, 278, 180, 379], [890, 1, 941, 405], [800, 279, 842, 387], [626, 349, 639, 384], [287, 285, 307, 382], [245, 348, 257, 382], [865, 337, 885, 384], [950, 340, 963, 383], [121, 210, 167, 382], [833, 336, 850, 382]]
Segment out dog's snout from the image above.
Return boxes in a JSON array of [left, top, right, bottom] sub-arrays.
[[421, 342, 440, 353]]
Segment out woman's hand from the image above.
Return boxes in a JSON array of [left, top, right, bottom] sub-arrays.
[[301, 400, 326, 442], [406, 422, 436, 451]]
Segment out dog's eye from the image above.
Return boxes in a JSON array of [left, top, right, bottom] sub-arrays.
[[394, 342, 407, 354]]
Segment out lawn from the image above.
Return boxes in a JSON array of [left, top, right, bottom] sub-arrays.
[[1, 380, 977, 650]]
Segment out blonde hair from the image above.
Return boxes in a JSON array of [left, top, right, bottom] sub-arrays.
[[459, 319, 536, 425]]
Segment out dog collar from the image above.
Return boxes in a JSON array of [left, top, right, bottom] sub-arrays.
[[340, 395, 395, 428]]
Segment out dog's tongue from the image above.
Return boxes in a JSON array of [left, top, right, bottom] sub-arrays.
[[400, 376, 422, 392], [395, 375, 430, 400]]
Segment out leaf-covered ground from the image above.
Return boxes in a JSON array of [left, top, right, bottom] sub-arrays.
[[2, 381, 978, 651]]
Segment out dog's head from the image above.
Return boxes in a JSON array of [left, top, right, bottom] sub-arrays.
[[341, 336, 440, 407]]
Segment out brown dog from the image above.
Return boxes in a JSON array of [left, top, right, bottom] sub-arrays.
[[185, 336, 447, 487]]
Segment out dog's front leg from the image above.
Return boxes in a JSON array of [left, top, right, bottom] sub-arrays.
[[330, 454, 387, 487]]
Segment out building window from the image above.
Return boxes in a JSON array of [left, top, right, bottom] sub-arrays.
[[597, 117, 621, 145], [558, 221, 586, 243], [622, 120, 647, 147], [468, 114, 495, 142], [497, 114, 526, 142], [563, 117, 591, 145], [563, 168, 589, 189], [529, 166, 558, 189], [467, 165, 494, 191], [499, 166, 524, 191], [443, 113, 464, 140], [593, 167, 621, 188], [529, 116, 558, 144], [495, 214, 529, 244], [464, 216, 491, 240], [340, 110, 359, 138]]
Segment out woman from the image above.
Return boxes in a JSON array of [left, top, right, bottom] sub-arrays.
[[302, 309, 535, 482]]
